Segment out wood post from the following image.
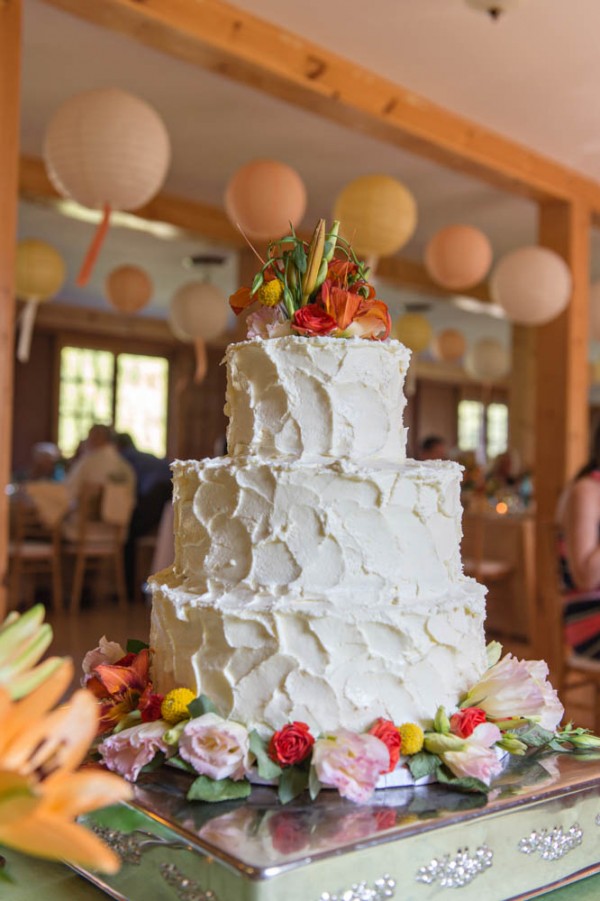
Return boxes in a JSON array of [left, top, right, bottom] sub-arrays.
[[509, 325, 536, 471], [0, 0, 22, 620], [535, 199, 590, 672]]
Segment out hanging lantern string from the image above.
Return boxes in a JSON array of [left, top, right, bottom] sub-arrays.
[[77, 203, 111, 286]]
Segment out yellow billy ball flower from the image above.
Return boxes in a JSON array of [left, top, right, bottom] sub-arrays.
[[397, 722, 425, 756], [161, 688, 196, 725], [256, 279, 284, 307]]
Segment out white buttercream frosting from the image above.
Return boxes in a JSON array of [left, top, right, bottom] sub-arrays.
[[225, 336, 410, 463], [151, 334, 489, 736]]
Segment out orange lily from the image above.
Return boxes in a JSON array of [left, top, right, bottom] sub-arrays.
[[229, 286, 253, 315], [86, 648, 151, 734], [321, 282, 362, 330], [0, 660, 132, 873], [347, 298, 392, 340]]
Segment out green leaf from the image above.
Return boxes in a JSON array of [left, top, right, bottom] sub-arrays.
[[167, 755, 196, 773], [308, 767, 322, 801], [251, 271, 264, 295], [187, 695, 217, 718], [436, 766, 489, 794], [140, 751, 166, 774], [408, 751, 441, 780], [515, 723, 556, 748], [292, 243, 307, 274], [126, 639, 149, 654], [0, 865, 15, 885], [278, 767, 309, 805], [283, 287, 295, 317], [187, 776, 251, 803], [249, 730, 282, 781]]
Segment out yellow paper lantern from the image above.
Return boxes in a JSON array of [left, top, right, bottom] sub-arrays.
[[465, 338, 510, 382], [425, 225, 492, 290], [225, 159, 307, 241], [393, 313, 432, 354], [15, 239, 66, 363], [106, 265, 153, 314], [44, 88, 170, 284], [432, 328, 467, 363], [334, 175, 417, 258], [490, 246, 571, 325], [169, 281, 229, 342]]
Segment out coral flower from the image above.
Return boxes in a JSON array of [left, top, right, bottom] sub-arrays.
[[85, 648, 151, 734], [0, 660, 132, 873]]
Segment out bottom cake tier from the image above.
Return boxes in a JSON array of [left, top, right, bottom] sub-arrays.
[[150, 570, 487, 736]]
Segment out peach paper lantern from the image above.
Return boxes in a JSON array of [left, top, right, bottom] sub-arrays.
[[169, 282, 230, 384], [334, 175, 417, 260], [15, 239, 66, 363], [489, 246, 572, 325], [432, 328, 467, 363], [225, 159, 307, 241], [106, 265, 153, 314], [44, 88, 170, 285], [465, 338, 510, 382], [393, 313, 432, 354], [425, 225, 492, 290]]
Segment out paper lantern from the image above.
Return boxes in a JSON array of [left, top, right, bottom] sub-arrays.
[[490, 246, 572, 325], [425, 225, 492, 290], [393, 313, 432, 354], [169, 281, 229, 342], [333, 175, 417, 258], [44, 88, 170, 285], [432, 328, 467, 363], [15, 239, 66, 363], [105, 265, 153, 314], [465, 338, 510, 382], [590, 281, 600, 341], [225, 159, 306, 241]]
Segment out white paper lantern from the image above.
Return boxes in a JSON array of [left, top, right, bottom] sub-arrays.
[[44, 88, 170, 284], [490, 246, 572, 326], [465, 338, 510, 382], [169, 281, 229, 342]]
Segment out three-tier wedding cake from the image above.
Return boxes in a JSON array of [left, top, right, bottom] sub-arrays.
[[150, 332, 487, 737]]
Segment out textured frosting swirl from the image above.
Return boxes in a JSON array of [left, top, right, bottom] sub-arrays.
[[151, 575, 487, 737], [172, 457, 465, 603], [225, 336, 410, 463]]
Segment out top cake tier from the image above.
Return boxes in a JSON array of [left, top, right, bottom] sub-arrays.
[[225, 336, 411, 463]]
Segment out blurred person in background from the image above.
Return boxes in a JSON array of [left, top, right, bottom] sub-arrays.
[[419, 435, 449, 461]]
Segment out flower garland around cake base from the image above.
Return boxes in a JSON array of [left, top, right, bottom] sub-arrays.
[[82, 638, 600, 806]]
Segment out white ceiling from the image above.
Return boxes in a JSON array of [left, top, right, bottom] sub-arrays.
[[17, 0, 600, 356]]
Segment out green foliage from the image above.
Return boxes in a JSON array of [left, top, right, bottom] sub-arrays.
[[278, 767, 309, 805], [436, 767, 489, 794], [249, 731, 282, 781], [187, 695, 217, 718], [187, 776, 251, 803], [126, 639, 149, 654], [408, 751, 440, 781]]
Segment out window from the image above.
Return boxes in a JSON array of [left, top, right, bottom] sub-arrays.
[[58, 347, 169, 457], [457, 399, 508, 461]]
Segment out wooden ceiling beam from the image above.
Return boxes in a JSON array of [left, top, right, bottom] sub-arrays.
[[39, 0, 600, 213], [21, 155, 489, 301]]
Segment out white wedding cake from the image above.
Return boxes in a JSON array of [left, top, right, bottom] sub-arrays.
[[150, 335, 488, 737]]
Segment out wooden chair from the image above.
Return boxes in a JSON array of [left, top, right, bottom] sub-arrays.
[[8, 490, 64, 611], [62, 481, 132, 614], [463, 507, 537, 657], [546, 522, 600, 732]]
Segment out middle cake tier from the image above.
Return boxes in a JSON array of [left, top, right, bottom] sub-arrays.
[[172, 457, 468, 603]]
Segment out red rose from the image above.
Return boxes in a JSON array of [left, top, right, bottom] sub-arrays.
[[268, 722, 315, 767], [368, 718, 402, 773], [291, 304, 337, 337], [449, 707, 487, 738], [138, 687, 165, 723]]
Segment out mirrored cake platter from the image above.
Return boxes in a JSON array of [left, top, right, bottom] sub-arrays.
[[71, 753, 600, 901]]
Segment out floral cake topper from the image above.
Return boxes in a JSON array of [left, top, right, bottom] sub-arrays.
[[229, 219, 392, 341]]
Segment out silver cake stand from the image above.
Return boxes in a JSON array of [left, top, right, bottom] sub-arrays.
[[71, 752, 600, 901]]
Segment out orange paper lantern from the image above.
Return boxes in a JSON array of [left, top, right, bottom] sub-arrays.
[[334, 175, 417, 258], [106, 265, 153, 314], [425, 225, 492, 290], [225, 159, 307, 241], [44, 88, 170, 285], [432, 328, 467, 363]]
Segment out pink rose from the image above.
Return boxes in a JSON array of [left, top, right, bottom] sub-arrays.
[[463, 654, 564, 731], [99, 720, 169, 782], [312, 729, 390, 804], [450, 707, 487, 739], [246, 307, 292, 339], [81, 636, 126, 685], [441, 722, 503, 786], [178, 713, 250, 781]]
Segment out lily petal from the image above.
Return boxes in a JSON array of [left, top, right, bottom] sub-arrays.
[[93, 649, 149, 696], [347, 299, 392, 340], [42, 769, 132, 818], [0, 814, 122, 874], [0, 662, 73, 755], [229, 286, 254, 315]]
